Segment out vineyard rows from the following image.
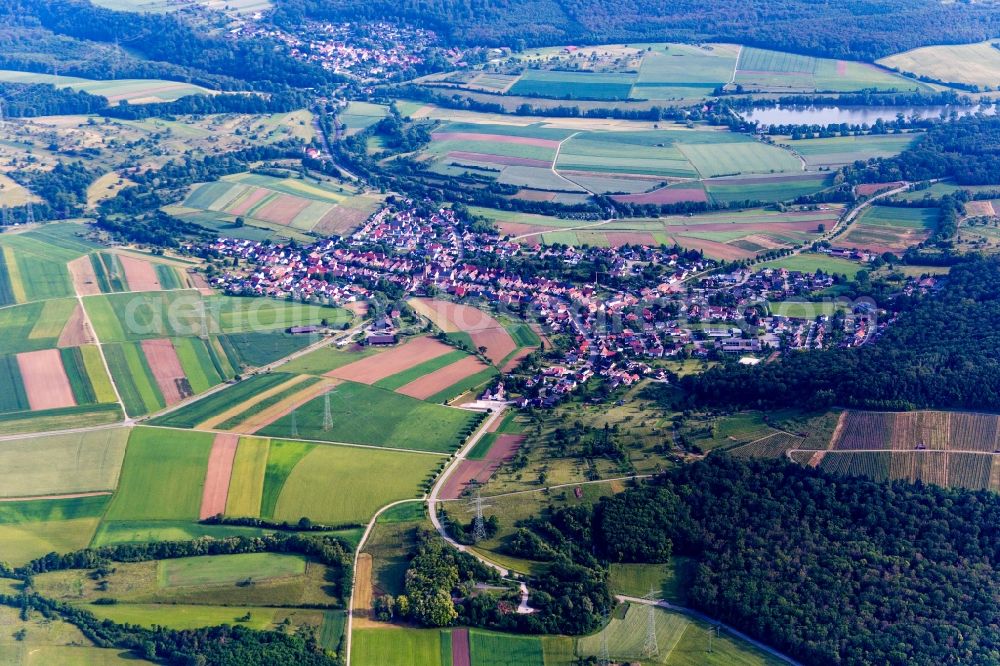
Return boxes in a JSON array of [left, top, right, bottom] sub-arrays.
[[834, 410, 1000, 452], [816, 450, 998, 491], [729, 432, 805, 459], [819, 452, 891, 481]]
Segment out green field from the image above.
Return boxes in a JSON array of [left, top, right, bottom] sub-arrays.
[[272, 443, 442, 525], [608, 558, 694, 604], [786, 133, 920, 168], [0, 299, 78, 355], [225, 436, 270, 517], [859, 205, 938, 229], [90, 520, 271, 548], [159, 552, 306, 587], [0, 496, 108, 564], [260, 381, 482, 453], [260, 439, 315, 519], [85, 603, 285, 631], [104, 427, 214, 521], [352, 627, 446, 666], [758, 253, 864, 278], [172, 336, 231, 393], [0, 70, 216, 103], [509, 69, 636, 99], [469, 630, 544, 666], [148, 372, 295, 428], [0, 428, 129, 498], [280, 344, 382, 375], [578, 603, 783, 665], [374, 350, 468, 390], [84, 291, 345, 342], [735, 47, 927, 93], [103, 342, 165, 417]]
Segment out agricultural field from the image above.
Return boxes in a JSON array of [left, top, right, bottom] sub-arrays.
[[733, 47, 930, 93], [338, 101, 390, 135], [608, 558, 694, 604], [0, 427, 128, 498], [783, 410, 1000, 492], [170, 172, 383, 239], [475, 205, 840, 260], [757, 252, 865, 279], [480, 42, 927, 100], [0, 69, 216, 104], [352, 627, 448, 666], [259, 380, 483, 453], [270, 442, 442, 524], [779, 133, 920, 169], [0, 495, 110, 565], [103, 427, 215, 522], [877, 41, 1000, 90], [833, 204, 937, 254]]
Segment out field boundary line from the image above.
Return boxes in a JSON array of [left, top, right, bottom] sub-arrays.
[[729, 45, 743, 85], [76, 291, 128, 420], [550, 131, 594, 195], [0, 490, 112, 502]]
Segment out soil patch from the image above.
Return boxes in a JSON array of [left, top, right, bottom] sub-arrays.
[[199, 433, 239, 519], [16, 349, 76, 411]]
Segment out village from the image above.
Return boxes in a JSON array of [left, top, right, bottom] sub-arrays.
[[203, 201, 927, 407]]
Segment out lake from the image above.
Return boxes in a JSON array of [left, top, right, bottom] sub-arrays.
[[741, 104, 998, 126]]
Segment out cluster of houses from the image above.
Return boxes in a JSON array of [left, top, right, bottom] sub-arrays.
[[204, 203, 897, 407], [234, 20, 445, 79]]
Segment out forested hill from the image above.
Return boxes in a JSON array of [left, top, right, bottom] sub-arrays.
[[275, 0, 1000, 61], [564, 456, 1000, 666], [0, 0, 337, 90], [681, 256, 1000, 412]]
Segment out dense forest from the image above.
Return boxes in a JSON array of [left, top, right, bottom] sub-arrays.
[[276, 0, 1000, 61], [529, 456, 1000, 665], [682, 256, 1000, 411], [0, 0, 337, 91], [844, 115, 1000, 186]]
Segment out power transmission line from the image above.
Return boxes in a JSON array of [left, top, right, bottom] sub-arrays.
[[642, 589, 660, 659]]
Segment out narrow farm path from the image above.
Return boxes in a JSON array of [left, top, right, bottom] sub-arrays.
[[549, 131, 594, 194], [729, 45, 743, 86]]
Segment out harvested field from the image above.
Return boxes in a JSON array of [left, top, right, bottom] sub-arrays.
[[452, 628, 472, 666], [408, 299, 516, 365], [0, 428, 129, 498], [327, 336, 452, 384], [447, 151, 551, 168], [856, 182, 904, 196], [430, 132, 560, 149], [16, 349, 76, 411], [440, 460, 496, 499], [396, 356, 490, 400], [353, 552, 373, 617], [118, 256, 162, 292], [67, 256, 101, 297], [611, 187, 708, 204], [140, 338, 190, 405], [604, 231, 658, 247], [255, 195, 312, 226], [501, 347, 534, 372], [199, 434, 240, 519], [195, 374, 308, 430], [965, 200, 996, 217], [57, 303, 97, 347]]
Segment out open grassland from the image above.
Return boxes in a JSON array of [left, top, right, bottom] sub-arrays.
[[469, 630, 544, 666], [339, 101, 390, 135], [0, 495, 109, 565], [0, 428, 128, 498], [878, 41, 1000, 89], [608, 558, 694, 604], [280, 343, 381, 375], [84, 603, 323, 633], [159, 552, 306, 587], [578, 603, 783, 665], [272, 443, 442, 525], [352, 627, 446, 666], [89, 520, 271, 548], [104, 427, 213, 521], [259, 381, 482, 453]]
